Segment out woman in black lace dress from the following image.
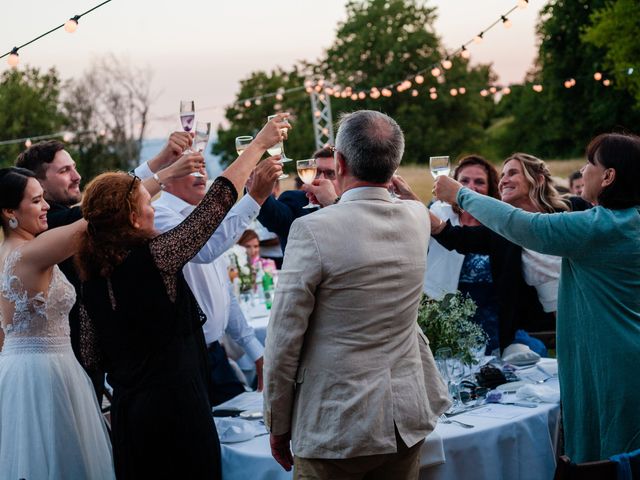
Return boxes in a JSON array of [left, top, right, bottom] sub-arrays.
[[75, 116, 287, 479]]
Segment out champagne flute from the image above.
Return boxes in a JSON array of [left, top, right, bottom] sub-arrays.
[[296, 159, 319, 209], [429, 156, 450, 179], [268, 114, 292, 179], [388, 169, 399, 199], [179, 100, 195, 133], [191, 121, 211, 178], [235, 135, 253, 156]]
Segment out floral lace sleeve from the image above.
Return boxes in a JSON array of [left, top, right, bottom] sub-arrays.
[[149, 176, 238, 299]]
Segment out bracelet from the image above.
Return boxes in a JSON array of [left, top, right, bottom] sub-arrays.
[[153, 173, 166, 190]]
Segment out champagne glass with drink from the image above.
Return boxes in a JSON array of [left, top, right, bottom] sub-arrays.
[[268, 114, 292, 180], [180, 100, 195, 133], [429, 156, 450, 179], [191, 121, 211, 177], [235, 136, 253, 156], [296, 159, 319, 209]]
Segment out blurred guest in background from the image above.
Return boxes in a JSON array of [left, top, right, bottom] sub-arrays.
[[238, 229, 276, 273], [568, 170, 585, 196]]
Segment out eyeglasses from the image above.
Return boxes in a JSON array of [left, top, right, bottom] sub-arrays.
[[127, 171, 141, 196]]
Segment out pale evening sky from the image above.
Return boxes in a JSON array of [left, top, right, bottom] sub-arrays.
[[1, 0, 545, 138]]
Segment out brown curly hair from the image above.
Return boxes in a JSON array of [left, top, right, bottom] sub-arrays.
[[75, 172, 151, 280]]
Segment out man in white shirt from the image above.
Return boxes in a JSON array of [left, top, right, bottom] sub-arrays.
[[149, 157, 282, 404]]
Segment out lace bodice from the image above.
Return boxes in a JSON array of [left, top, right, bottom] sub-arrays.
[[0, 249, 75, 339]]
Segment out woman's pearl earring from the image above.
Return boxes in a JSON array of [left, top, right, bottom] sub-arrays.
[[8, 218, 18, 229]]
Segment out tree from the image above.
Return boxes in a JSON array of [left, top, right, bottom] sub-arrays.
[[491, 0, 640, 159], [582, 0, 640, 106], [213, 66, 315, 170], [0, 67, 68, 166], [62, 54, 154, 180], [214, 0, 495, 165]]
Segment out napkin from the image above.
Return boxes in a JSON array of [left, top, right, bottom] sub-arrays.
[[502, 343, 540, 366], [214, 417, 260, 443], [516, 384, 560, 404]]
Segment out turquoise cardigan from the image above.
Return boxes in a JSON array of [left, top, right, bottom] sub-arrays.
[[457, 187, 640, 463]]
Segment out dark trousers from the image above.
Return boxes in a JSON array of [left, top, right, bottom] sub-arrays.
[[206, 341, 246, 406]]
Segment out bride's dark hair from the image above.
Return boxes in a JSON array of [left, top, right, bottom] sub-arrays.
[[0, 167, 37, 231]]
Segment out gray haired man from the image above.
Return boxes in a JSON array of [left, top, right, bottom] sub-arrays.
[[264, 110, 450, 479]]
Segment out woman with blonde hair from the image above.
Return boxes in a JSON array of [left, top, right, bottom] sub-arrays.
[[76, 116, 286, 479]]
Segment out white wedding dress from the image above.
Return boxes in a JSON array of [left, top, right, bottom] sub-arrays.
[[0, 249, 115, 479]]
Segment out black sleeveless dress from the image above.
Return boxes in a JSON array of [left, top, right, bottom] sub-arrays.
[[80, 177, 237, 479]]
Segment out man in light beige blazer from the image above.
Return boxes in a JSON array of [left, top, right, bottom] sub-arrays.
[[263, 110, 450, 479]]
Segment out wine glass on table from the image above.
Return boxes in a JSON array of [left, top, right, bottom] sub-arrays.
[[429, 156, 450, 179], [235, 135, 253, 157], [296, 159, 319, 209], [190, 121, 211, 177], [267, 114, 292, 180]]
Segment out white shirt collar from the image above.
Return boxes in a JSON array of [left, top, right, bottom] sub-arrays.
[[154, 191, 195, 216], [340, 186, 388, 202]]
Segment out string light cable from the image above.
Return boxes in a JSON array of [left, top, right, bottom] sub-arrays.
[[1, 0, 113, 67]]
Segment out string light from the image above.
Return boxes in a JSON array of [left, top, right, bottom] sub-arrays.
[[459, 87, 466, 95], [7, 47, 19, 67], [502, 16, 512, 29], [430, 92, 438, 100], [64, 16, 80, 33], [480, 89, 489, 97], [442, 58, 453, 70], [1, 1, 113, 65], [594, 72, 603, 81], [450, 88, 458, 96], [502, 87, 511, 95], [415, 74, 424, 84], [532, 84, 543, 92], [411, 89, 419, 97], [431, 67, 441, 77], [518, 0, 528, 9], [24, 139, 32, 148], [603, 79, 611, 86], [473, 32, 484, 44], [489, 86, 497, 94], [460, 46, 471, 59]]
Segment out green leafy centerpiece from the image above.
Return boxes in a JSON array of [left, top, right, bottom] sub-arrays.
[[417, 292, 488, 365]]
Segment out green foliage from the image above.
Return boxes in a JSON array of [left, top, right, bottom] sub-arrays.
[[213, 67, 315, 171], [489, 0, 640, 160], [417, 292, 487, 365], [215, 0, 495, 165], [0, 67, 68, 166], [582, 0, 640, 105]]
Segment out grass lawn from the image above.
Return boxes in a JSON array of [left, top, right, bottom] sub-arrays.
[[282, 158, 586, 204]]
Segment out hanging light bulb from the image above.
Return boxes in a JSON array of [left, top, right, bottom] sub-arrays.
[[459, 87, 466, 95], [431, 67, 441, 77], [64, 15, 80, 33], [382, 88, 392, 97], [442, 59, 453, 70], [62, 131, 74, 142], [7, 47, 19, 67], [473, 33, 484, 44], [305, 86, 313, 93], [532, 84, 543, 92], [429, 92, 438, 100], [502, 87, 511, 95], [429, 87, 437, 93], [396, 84, 404, 92], [594, 72, 603, 81], [314, 110, 322, 118], [502, 16, 512, 29], [25, 138, 32, 148], [244, 100, 252, 108], [570, 78, 576, 86], [411, 89, 419, 97], [415, 74, 424, 84], [358, 91, 366, 100], [255, 98, 262, 105], [450, 88, 458, 97], [460, 46, 470, 59], [603, 79, 611, 86], [370, 90, 380, 99], [518, 0, 529, 9], [564, 80, 572, 89], [480, 89, 489, 97], [333, 92, 341, 98], [350, 93, 358, 101], [489, 86, 497, 94]]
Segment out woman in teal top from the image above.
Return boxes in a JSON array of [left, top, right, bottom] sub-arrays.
[[434, 132, 640, 463]]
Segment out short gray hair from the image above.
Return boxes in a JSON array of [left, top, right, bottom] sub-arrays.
[[335, 110, 404, 183]]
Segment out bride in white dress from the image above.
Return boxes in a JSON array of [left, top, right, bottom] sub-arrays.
[[0, 167, 114, 479]]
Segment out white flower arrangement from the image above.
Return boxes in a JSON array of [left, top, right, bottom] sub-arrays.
[[226, 245, 255, 292]]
